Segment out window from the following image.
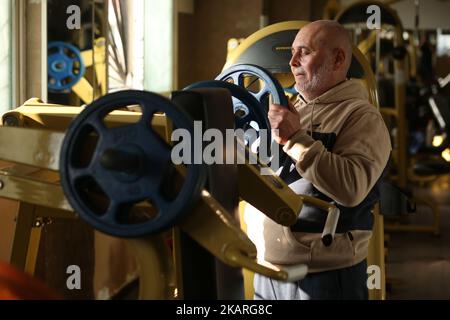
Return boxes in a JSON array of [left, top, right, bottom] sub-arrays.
[[108, 0, 175, 93], [437, 29, 450, 57], [0, 0, 12, 113], [144, 0, 175, 92]]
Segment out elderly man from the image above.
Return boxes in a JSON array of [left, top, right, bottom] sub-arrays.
[[253, 20, 392, 300]]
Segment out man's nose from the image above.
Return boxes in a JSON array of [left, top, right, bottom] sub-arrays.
[[289, 52, 300, 67]]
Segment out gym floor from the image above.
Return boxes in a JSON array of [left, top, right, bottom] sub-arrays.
[[386, 174, 450, 299]]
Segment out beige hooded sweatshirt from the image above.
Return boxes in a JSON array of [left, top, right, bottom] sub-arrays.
[[246, 79, 392, 272], [283, 79, 392, 207]]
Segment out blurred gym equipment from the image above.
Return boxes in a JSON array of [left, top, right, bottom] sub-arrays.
[[47, 38, 106, 104], [336, 1, 444, 235]]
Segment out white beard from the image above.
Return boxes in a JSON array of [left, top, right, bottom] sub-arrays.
[[296, 60, 333, 96]]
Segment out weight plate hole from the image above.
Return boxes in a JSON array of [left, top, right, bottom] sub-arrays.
[[120, 200, 160, 225], [71, 124, 99, 168], [76, 176, 110, 216]]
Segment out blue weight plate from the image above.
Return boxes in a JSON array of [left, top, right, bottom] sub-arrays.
[[60, 90, 206, 237], [48, 41, 86, 92]]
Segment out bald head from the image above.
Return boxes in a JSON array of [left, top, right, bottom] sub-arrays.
[[290, 20, 353, 101], [304, 20, 353, 73]]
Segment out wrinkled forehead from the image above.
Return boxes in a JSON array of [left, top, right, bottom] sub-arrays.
[[292, 25, 326, 49]]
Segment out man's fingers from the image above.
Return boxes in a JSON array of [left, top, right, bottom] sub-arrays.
[[287, 101, 298, 113], [268, 103, 284, 112], [269, 101, 298, 116], [268, 110, 282, 118], [267, 113, 283, 123], [268, 115, 279, 126]]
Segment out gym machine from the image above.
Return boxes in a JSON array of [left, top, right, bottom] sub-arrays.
[[0, 67, 343, 299]]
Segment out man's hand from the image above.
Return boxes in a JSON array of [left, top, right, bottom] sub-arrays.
[[268, 101, 301, 145]]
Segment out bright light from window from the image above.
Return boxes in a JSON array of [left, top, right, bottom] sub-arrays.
[[437, 29, 450, 57], [108, 0, 145, 91], [0, 0, 11, 112], [144, 0, 174, 92]]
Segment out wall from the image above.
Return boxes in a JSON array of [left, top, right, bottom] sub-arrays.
[[178, 0, 263, 89], [267, 0, 311, 24], [177, 0, 322, 89]]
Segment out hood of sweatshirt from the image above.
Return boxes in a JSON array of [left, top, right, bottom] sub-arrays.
[[243, 79, 391, 271], [294, 79, 373, 137], [297, 79, 369, 108]]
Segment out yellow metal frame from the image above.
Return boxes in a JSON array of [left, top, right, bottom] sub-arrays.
[[72, 37, 107, 104], [358, 30, 377, 56], [0, 98, 344, 298]]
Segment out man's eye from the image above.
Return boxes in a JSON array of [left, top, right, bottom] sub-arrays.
[[291, 48, 310, 56]]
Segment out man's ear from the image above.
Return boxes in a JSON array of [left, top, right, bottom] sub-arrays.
[[333, 48, 346, 71]]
